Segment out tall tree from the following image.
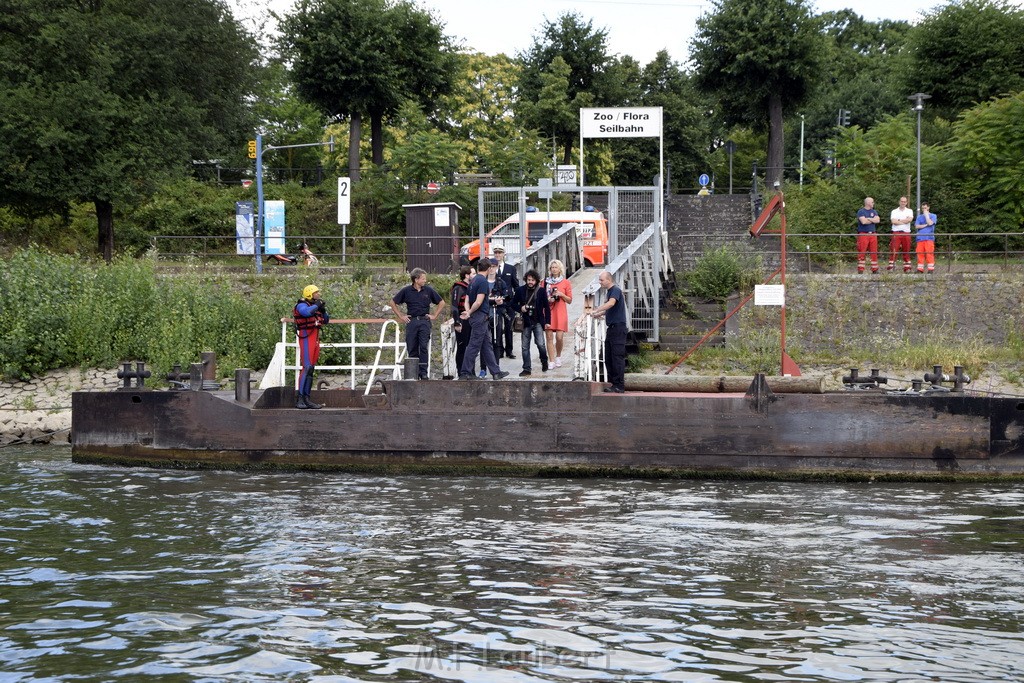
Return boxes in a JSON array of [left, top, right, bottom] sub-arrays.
[[614, 51, 713, 188], [948, 91, 1024, 228], [278, 0, 455, 181], [690, 0, 825, 186], [903, 0, 1024, 118], [0, 0, 258, 260], [518, 12, 613, 165], [435, 52, 523, 169]]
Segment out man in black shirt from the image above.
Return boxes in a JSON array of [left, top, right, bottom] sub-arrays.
[[459, 259, 508, 380], [390, 268, 445, 379]]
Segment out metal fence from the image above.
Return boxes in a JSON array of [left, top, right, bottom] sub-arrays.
[[748, 231, 1024, 273]]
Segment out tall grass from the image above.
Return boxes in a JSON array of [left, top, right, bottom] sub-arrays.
[[0, 248, 377, 381]]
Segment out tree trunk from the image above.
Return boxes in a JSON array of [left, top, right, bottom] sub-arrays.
[[348, 112, 362, 182], [95, 198, 114, 263], [371, 112, 384, 166], [562, 139, 573, 168], [766, 94, 784, 189]]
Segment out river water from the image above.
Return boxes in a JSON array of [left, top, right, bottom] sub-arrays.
[[2, 446, 1022, 682]]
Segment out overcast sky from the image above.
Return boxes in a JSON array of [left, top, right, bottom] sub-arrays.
[[233, 0, 1024, 65]]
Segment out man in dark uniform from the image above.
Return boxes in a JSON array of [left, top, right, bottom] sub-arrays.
[[390, 268, 445, 379], [492, 246, 519, 359], [590, 271, 627, 393], [459, 259, 508, 380]]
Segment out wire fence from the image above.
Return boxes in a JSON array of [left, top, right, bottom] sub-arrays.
[[150, 230, 1024, 274]]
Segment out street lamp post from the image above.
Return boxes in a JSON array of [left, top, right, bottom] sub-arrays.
[[254, 133, 335, 274], [908, 93, 931, 212]]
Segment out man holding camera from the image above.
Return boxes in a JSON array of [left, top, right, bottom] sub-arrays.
[[512, 269, 550, 376], [293, 284, 329, 409], [391, 268, 446, 380]]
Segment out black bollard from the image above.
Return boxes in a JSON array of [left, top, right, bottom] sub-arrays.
[[190, 363, 203, 392], [234, 368, 251, 402]]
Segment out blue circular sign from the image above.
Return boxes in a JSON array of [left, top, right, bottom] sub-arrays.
[[698, 173, 710, 186]]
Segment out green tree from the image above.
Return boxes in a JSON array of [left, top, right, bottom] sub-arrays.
[[791, 11, 911, 168], [948, 91, 1024, 228], [278, 0, 456, 181], [0, 0, 258, 260], [903, 0, 1024, 118], [252, 60, 329, 176], [518, 12, 613, 165], [435, 52, 524, 169], [691, 0, 825, 187], [615, 51, 712, 188]]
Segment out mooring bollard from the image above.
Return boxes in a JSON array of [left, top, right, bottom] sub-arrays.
[[235, 368, 251, 402], [403, 357, 419, 380], [201, 351, 217, 381], [190, 363, 203, 392]]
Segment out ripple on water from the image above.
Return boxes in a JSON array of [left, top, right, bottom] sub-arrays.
[[2, 452, 1024, 682]]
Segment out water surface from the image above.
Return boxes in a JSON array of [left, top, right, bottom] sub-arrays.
[[2, 446, 1022, 681]]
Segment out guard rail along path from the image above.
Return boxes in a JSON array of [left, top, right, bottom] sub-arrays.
[[576, 221, 667, 382]]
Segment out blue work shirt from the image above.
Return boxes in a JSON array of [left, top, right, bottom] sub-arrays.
[[392, 284, 442, 317], [467, 274, 491, 316], [605, 285, 627, 326]]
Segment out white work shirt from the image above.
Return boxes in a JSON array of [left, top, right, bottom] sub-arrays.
[[891, 207, 914, 233]]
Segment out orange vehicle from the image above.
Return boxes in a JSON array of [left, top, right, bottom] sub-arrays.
[[459, 209, 609, 267]]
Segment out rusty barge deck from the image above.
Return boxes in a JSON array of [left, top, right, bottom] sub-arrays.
[[70, 379, 1024, 478]]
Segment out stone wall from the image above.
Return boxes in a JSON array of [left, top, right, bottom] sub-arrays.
[[730, 272, 1024, 353]]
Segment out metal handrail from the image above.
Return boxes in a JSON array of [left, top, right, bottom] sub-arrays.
[[268, 317, 410, 395], [574, 222, 662, 382]]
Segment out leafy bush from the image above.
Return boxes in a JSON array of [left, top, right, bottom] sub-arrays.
[[0, 247, 373, 381], [686, 246, 761, 300]]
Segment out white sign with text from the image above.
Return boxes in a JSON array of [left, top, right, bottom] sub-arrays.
[[581, 107, 663, 138], [755, 284, 786, 307]]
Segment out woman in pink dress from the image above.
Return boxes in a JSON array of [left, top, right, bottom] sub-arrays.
[[544, 259, 573, 368]]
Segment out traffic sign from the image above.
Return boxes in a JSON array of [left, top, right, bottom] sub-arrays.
[[426, 182, 440, 195], [698, 173, 710, 187]]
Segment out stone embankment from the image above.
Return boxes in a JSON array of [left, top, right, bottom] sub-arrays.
[[0, 369, 122, 446]]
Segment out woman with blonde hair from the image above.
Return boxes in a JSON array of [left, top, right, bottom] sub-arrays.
[[544, 259, 573, 368]]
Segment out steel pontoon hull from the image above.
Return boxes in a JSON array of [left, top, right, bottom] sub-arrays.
[[70, 380, 1024, 477]]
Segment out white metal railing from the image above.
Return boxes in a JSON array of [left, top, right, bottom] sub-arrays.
[[263, 318, 415, 394], [575, 222, 663, 381]]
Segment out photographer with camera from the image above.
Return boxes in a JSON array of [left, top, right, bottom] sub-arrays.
[[293, 284, 329, 409], [390, 268, 446, 380], [512, 269, 550, 376]]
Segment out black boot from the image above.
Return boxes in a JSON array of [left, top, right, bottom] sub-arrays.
[[295, 395, 310, 409], [305, 397, 323, 409]]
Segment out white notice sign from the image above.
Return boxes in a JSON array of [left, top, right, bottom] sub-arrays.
[[434, 206, 450, 227], [755, 284, 785, 306], [581, 107, 663, 138]]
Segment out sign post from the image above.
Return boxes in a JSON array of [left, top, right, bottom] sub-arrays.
[[580, 107, 664, 255], [254, 134, 335, 274], [338, 177, 350, 265]]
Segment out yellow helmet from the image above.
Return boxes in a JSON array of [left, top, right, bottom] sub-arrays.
[[302, 285, 320, 300]]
